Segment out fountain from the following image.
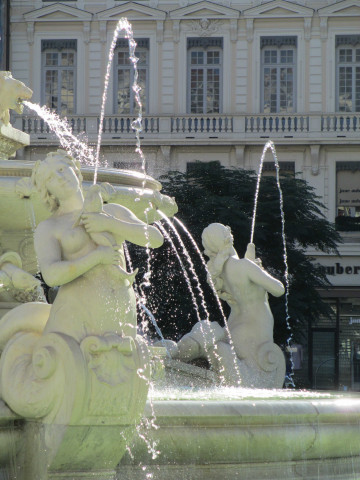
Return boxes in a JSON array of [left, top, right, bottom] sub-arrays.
[[0, 65, 360, 480]]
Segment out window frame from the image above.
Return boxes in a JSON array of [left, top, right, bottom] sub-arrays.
[[186, 37, 223, 115], [113, 38, 149, 115], [335, 35, 360, 113], [41, 39, 77, 116], [260, 36, 297, 114]]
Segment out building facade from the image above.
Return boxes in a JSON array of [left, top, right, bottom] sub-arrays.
[[7, 0, 360, 389]]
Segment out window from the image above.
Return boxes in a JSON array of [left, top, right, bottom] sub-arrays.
[[336, 35, 360, 112], [262, 161, 295, 177], [114, 38, 149, 115], [186, 160, 221, 175], [41, 40, 77, 115], [113, 161, 143, 171], [261, 37, 297, 114], [311, 329, 336, 390], [187, 38, 222, 114], [336, 162, 360, 231]]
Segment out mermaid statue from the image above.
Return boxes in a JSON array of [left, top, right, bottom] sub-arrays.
[[0, 149, 164, 478], [172, 223, 286, 388]]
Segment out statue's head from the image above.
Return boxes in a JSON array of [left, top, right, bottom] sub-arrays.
[[0, 71, 33, 125], [202, 223, 234, 258], [32, 149, 83, 212]]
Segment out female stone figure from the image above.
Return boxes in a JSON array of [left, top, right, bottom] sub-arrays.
[[175, 223, 286, 388], [0, 149, 165, 475], [32, 149, 164, 342]]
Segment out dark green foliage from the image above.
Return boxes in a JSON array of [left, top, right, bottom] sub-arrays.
[[130, 162, 341, 347]]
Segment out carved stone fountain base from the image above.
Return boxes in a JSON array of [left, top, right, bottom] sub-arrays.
[[0, 124, 29, 160], [119, 394, 360, 480], [0, 330, 151, 480]]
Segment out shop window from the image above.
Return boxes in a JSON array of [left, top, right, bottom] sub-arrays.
[[261, 36, 297, 114], [187, 37, 222, 114], [314, 296, 360, 391], [41, 39, 77, 115], [337, 298, 360, 390], [114, 38, 149, 115], [336, 35, 360, 113], [336, 161, 360, 231], [311, 329, 336, 390]]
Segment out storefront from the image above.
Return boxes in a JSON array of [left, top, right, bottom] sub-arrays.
[[306, 255, 360, 391]]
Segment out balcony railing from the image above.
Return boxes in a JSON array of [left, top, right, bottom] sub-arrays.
[[245, 115, 309, 134], [171, 115, 233, 134], [101, 116, 160, 134], [321, 114, 360, 133], [22, 116, 87, 135], [16, 112, 360, 144]]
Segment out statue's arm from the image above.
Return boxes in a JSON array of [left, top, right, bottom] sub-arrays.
[[82, 203, 164, 249], [245, 259, 285, 297], [34, 222, 119, 287]]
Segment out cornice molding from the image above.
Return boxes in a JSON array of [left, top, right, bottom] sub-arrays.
[[24, 4, 92, 44], [318, 0, 360, 17], [169, 1, 240, 20], [96, 2, 166, 22], [243, 0, 314, 19]]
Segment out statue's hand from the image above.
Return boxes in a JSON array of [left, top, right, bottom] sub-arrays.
[[245, 243, 256, 261], [0, 271, 11, 289], [96, 245, 121, 266], [81, 212, 111, 234], [11, 270, 41, 291]]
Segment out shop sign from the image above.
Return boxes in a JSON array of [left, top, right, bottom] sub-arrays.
[[313, 257, 360, 286], [320, 263, 360, 276]]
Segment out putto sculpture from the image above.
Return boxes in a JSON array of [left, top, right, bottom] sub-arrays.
[[172, 223, 286, 388]]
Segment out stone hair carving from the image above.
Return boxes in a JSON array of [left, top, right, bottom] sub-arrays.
[[32, 149, 83, 212]]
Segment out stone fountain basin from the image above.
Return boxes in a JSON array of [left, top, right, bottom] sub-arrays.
[[0, 400, 22, 469], [120, 391, 360, 480], [2, 391, 360, 479], [0, 160, 177, 274]]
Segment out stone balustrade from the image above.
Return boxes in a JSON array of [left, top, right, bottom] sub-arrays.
[[14, 112, 360, 145]]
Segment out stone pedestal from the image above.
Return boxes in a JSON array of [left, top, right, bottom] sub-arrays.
[[0, 123, 30, 160], [0, 328, 151, 480]]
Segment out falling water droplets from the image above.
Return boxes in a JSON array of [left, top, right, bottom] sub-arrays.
[[251, 140, 294, 386], [173, 216, 242, 386], [23, 101, 95, 166]]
